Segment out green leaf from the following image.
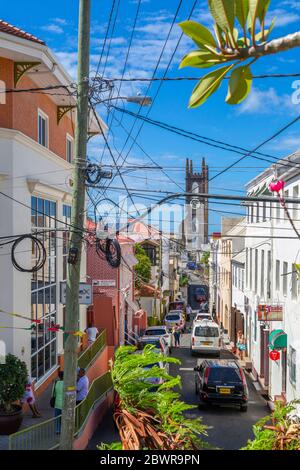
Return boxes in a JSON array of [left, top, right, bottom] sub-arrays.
[[226, 65, 253, 104], [179, 50, 224, 69], [235, 0, 249, 30], [258, 0, 271, 23], [214, 23, 226, 48], [189, 64, 234, 108], [178, 20, 217, 49], [208, 0, 235, 33]]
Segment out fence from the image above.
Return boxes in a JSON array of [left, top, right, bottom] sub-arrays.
[[9, 371, 113, 450], [78, 329, 106, 369]]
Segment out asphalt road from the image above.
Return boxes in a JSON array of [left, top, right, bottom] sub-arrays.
[[169, 330, 269, 450]]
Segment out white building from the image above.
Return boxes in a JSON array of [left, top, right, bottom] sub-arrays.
[[245, 151, 300, 405], [0, 21, 106, 390]]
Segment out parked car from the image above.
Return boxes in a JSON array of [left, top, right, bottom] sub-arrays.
[[164, 311, 186, 333], [143, 326, 172, 351], [193, 312, 213, 323], [191, 320, 221, 356], [194, 359, 248, 411], [187, 261, 197, 270], [134, 350, 169, 386], [137, 335, 169, 356]]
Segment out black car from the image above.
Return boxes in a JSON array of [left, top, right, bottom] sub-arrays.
[[194, 359, 248, 411]]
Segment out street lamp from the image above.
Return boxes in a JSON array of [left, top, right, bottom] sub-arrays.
[[96, 95, 152, 107]]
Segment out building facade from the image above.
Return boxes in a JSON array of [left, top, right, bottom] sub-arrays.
[[0, 21, 105, 389]]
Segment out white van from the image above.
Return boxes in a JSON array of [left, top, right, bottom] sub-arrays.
[[191, 320, 221, 356]]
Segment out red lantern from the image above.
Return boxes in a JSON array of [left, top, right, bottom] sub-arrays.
[[269, 350, 280, 361]]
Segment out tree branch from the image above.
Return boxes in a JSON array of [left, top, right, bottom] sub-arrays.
[[239, 31, 300, 59]]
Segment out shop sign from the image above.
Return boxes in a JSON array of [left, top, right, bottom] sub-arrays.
[[257, 304, 283, 321], [269, 350, 280, 361]]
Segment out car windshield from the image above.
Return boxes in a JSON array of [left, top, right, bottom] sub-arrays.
[[194, 326, 219, 337], [196, 314, 211, 320], [139, 339, 161, 349], [208, 367, 242, 383], [145, 329, 165, 336], [165, 314, 180, 321], [195, 288, 206, 296]]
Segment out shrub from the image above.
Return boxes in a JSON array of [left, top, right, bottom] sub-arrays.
[[0, 354, 28, 413]]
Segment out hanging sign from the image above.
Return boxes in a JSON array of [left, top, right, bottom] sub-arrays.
[[92, 279, 116, 287], [269, 350, 280, 361], [60, 282, 93, 305], [257, 304, 283, 321]]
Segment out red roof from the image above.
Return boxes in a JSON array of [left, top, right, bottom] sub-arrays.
[[0, 20, 45, 45]]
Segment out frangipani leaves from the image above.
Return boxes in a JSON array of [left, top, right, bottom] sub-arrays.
[[179, 20, 217, 50], [179, 50, 224, 69], [189, 64, 234, 107], [226, 65, 253, 104]]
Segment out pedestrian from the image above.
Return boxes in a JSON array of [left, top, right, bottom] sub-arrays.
[[76, 368, 89, 405], [51, 371, 64, 434], [85, 323, 99, 346], [236, 330, 246, 361], [186, 304, 192, 322], [21, 377, 41, 418], [173, 323, 181, 347]]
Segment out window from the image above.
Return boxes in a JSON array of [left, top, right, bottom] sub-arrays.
[[267, 250, 271, 299], [38, 110, 49, 147], [293, 186, 298, 220], [246, 248, 248, 288], [284, 190, 289, 220], [262, 202, 267, 222], [249, 248, 253, 290], [283, 262, 288, 296], [276, 201, 281, 222], [31, 196, 57, 382], [254, 249, 258, 292], [62, 205, 71, 280], [256, 203, 260, 223], [276, 260, 280, 291], [289, 346, 296, 386], [66, 135, 73, 163], [260, 250, 265, 297], [291, 266, 298, 300]]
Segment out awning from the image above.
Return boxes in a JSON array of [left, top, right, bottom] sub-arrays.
[[269, 329, 287, 350]]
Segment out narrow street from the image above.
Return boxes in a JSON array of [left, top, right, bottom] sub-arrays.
[[169, 326, 269, 450]]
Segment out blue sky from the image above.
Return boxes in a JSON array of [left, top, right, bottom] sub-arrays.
[[3, 0, 300, 232]]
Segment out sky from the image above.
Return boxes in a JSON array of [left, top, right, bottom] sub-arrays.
[[2, 0, 300, 233]]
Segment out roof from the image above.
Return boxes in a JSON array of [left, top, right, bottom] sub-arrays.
[[0, 19, 45, 45], [197, 359, 239, 368]]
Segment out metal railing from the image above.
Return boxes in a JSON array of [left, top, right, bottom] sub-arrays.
[[9, 371, 113, 450], [78, 329, 106, 369]]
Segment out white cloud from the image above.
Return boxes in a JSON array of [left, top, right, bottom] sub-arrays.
[[52, 18, 68, 26], [266, 9, 300, 27], [237, 87, 300, 115], [268, 136, 300, 152], [41, 24, 64, 34]]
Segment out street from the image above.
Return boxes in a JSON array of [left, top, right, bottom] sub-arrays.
[[169, 328, 269, 450]]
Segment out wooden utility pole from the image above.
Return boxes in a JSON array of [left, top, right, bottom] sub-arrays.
[[60, 0, 91, 450]]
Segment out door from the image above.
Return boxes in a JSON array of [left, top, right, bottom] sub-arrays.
[[282, 349, 287, 394]]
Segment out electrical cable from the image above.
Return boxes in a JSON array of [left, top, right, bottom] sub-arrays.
[[11, 234, 46, 272]]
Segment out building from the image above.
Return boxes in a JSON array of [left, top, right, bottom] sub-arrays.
[[183, 158, 209, 260], [0, 21, 106, 390], [245, 151, 300, 405]]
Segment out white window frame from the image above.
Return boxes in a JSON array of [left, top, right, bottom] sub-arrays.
[[66, 134, 74, 163], [38, 109, 49, 148]]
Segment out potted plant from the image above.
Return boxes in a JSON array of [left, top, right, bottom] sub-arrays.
[[0, 353, 28, 435]]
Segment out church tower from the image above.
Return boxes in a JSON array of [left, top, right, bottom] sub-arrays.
[[184, 157, 209, 252]]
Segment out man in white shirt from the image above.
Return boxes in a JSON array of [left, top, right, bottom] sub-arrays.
[[76, 368, 89, 404], [85, 323, 99, 345]]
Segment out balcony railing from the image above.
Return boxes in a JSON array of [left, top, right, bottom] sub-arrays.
[[78, 329, 106, 370], [9, 371, 113, 450]]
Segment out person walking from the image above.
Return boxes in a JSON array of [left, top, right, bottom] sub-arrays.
[[186, 304, 192, 322], [236, 330, 246, 361], [21, 377, 41, 418], [51, 371, 64, 434], [173, 323, 181, 347], [85, 323, 99, 346], [76, 368, 89, 405]]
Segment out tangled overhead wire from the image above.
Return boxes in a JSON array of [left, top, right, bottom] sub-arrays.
[[96, 237, 121, 268], [11, 234, 46, 273], [85, 163, 103, 185]]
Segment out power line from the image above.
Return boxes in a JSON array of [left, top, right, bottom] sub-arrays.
[[103, 73, 300, 82]]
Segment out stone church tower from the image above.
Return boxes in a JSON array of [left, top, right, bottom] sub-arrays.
[[184, 158, 209, 255]]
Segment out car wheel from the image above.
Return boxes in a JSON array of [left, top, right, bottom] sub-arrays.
[[240, 404, 248, 412]]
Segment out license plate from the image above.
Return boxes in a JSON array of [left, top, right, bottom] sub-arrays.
[[219, 387, 231, 395], [201, 341, 212, 345]]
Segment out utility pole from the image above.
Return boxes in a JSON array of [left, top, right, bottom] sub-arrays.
[[60, 0, 91, 450]]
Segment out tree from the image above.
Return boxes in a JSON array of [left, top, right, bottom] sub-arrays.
[[99, 345, 208, 450], [134, 244, 152, 288], [201, 250, 210, 265], [179, 0, 300, 107]]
